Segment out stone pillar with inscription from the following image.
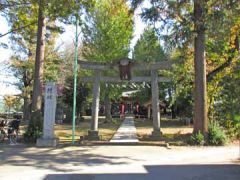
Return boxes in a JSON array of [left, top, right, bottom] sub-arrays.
[[37, 82, 59, 147]]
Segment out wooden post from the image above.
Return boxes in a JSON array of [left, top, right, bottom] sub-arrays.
[[88, 70, 101, 140], [151, 70, 161, 137]]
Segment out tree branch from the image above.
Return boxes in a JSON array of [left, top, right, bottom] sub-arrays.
[[0, 21, 37, 38], [207, 55, 237, 82], [207, 35, 239, 82], [0, 2, 31, 7]]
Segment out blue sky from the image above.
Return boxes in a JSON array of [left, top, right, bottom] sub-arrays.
[[0, 1, 150, 96], [0, 16, 21, 96]]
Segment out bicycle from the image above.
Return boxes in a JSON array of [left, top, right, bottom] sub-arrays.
[[0, 119, 20, 144], [0, 120, 8, 142]]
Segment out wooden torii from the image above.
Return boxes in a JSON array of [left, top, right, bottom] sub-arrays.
[[79, 58, 172, 140]]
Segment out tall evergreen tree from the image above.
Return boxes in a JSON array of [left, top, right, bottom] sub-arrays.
[[133, 27, 166, 62]]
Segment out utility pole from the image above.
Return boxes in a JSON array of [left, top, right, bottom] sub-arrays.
[[72, 16, 79, 144]]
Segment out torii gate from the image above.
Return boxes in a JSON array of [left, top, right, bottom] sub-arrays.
[[79, 58, 172, 140]]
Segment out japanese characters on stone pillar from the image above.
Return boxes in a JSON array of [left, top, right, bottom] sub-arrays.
[[37, 82, 59, 147]]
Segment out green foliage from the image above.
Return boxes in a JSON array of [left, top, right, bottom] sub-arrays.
[[23, 126, 42, 143], [23, 111, 43, 143], [163, 49, 194, 118], [208, 122, 227, 146], [81, 0, 134, 106], [130, 1, 240, 125], [133, 27, 166, 62], [12, 96, 23, 112], [131, 83, 151, 104], [43, 40, 64, 82], [189, 131, 205, 146], [225, 115, 240, 139], [82, 0, 133, 61], [207, 59, 240, 131], [131, 0, 239, 50], [62, 79, 90, 119], [132, 27, 167, 104], [45, 0, 95, 22]]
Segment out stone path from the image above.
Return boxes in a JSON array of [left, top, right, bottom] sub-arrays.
[[110, 116, 139, 143]]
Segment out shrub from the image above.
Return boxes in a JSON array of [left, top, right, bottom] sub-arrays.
[[23, 126, 42, 143], [189, 131, 205, 145], [78, 116, 85, 122], [23, 112, 43, 143], [208, 122, 227, 146], [225, 116, 240, 139]]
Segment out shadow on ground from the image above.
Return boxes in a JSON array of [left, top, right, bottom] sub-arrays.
[[0, 145, 138, 172], [44, 164, 240, 180]]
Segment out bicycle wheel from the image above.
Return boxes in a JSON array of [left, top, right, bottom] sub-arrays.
[[0, 130, 5, 142], [0, 129, 6, 142], [9, 134, 17, 144], [8, 128, 17, 144]]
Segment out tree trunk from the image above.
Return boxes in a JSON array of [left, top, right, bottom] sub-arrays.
[[193, 0, 208, 137], [171, 104, 176, 119], [23, 67, 32, 122], [167, 87, 176, 119], [23, 95, 31, 121], [104, 86, 112, 123], [31, 0, 46, 119]]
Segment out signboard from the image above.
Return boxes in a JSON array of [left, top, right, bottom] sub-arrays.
[[119, 59, 131, 80]]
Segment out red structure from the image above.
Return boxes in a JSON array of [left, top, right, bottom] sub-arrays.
[[120, 103, 125, 114]]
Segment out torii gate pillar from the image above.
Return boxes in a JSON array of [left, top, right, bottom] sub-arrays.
[[151, 70, 162, 137], [87, 70, 101, 140]]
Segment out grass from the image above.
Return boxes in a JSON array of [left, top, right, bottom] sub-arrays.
[[134, 117, 193, 145], [17, 116, 193, 145], [55, 116, 123, 143]]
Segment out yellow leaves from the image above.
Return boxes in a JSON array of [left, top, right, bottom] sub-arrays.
[[82, 0, 133, 62], [3, 95, 17, 109], [230, 22, 240, 48]]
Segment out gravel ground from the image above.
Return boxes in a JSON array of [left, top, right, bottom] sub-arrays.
[[0, 144, 239, 180]]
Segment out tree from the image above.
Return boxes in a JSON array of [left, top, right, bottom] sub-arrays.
[[10, 56, 34, 121], [1, 0, 95, 136], [132, 27, 169, 115], [3, 0, 39, 122], [133, 27, 166, 62], [3, 95, 17, 115], [82, 0, 133, 122], [31, 0, 45, 117], [172, 49, 194, 116], [30, 0, 91, 123], [130, 0, 239, 137], [193, 0, 207, 136], [82, 0, 133, 61], [61, 77, 90, 123]]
